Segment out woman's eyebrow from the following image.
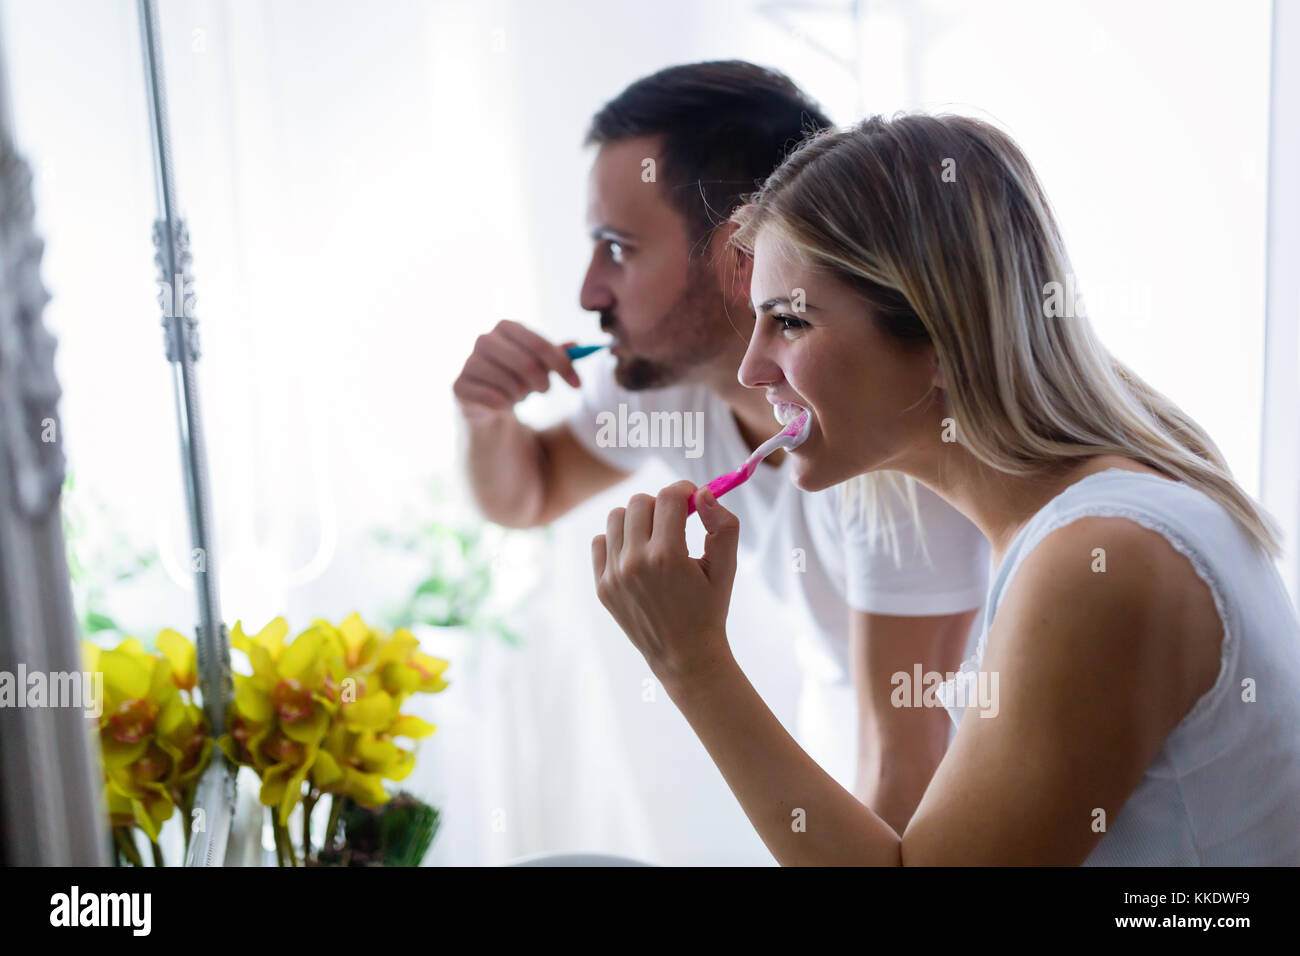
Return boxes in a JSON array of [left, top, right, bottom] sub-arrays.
[[752, 296, 819, 312]]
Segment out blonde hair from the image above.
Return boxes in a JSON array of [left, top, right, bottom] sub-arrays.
[[731, 113, 1283, 560]]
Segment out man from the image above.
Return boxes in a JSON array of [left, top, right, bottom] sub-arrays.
[[453, 61, 988, 834]]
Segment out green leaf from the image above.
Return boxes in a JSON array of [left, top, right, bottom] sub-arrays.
[[491, 621, 520, 647], [85, 611, 120, 633], [414, 577, 448, 598]]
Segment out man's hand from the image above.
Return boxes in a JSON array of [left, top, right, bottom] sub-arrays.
[[454, 320, 628, 529], [453, 319, 582, 424]]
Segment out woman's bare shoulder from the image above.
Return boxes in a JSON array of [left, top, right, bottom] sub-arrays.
[[991, 513, 1222, 739], [905, 513, 1223, 864]]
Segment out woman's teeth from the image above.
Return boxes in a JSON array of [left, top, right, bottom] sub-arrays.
[[772, 402, 807, 426]]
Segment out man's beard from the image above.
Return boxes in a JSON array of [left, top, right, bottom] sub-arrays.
[[602, 265, 736, 392], [611, 351, 674, 392]]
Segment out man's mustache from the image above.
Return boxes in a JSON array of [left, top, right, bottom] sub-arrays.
[[599, 310, 618, 335]]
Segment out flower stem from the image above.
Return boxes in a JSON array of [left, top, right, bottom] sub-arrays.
[[179, 790, 194, 859], [150, 840, 164, 868], [276, 819, 298, 867], [272, 815, 289, 867], [114, 827, 143, 866], [302, 791, 317, 863], [324, 795, 341, 851]]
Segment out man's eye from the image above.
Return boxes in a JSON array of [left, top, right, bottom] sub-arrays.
[[607, 240, 625, 264], [775, 314, 809, 332]]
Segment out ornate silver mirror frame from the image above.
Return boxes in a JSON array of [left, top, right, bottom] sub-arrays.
[[0, 9, 107, 866]]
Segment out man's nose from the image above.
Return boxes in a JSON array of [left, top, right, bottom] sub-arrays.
[[579, 251, 613, 313]]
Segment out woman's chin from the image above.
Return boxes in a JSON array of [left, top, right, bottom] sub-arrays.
[[788, 452, 838, 492]]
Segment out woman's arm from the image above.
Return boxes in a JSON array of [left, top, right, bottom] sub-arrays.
[[593, 483, 1221, 865]]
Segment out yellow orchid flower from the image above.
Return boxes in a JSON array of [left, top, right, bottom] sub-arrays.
[[84, 632, 212, 847], [154, 688, 213, 791], [390, 713, 436, 739], [220, 618, 343, 825], [220, 613, 451, 858], [336, 612, 381, 671], [314, 721, 406, 808], [366, 626, 450, 702], [229, 616, 290, 661], [156, 628, 198, 692]]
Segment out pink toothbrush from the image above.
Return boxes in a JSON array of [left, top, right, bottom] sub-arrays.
[[686, 406, 812, 515]]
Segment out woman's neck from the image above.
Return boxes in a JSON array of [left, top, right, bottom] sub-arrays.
[[897, 442, 1133, 570]]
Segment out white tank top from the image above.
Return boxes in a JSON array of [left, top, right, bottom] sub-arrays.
[[936, 468, 1300, 864]]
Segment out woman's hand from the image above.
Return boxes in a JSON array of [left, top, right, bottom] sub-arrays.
[[591, 479, 741, 693]]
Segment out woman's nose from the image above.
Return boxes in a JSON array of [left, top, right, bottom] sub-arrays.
[[738, 328, 780, 389]]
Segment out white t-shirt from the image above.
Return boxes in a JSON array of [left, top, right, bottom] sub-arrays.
[[566, 351, 990, 785]]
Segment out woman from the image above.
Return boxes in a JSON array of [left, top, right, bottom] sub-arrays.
[[589, 113, 1300, 865]]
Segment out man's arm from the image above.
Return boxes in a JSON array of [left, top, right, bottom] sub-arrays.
[[454, 319, 629, 527], [850, 608, 977, 835], [463, 418, 629, 528]]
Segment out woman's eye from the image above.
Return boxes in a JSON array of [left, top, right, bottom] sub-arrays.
[[775, 313, 809, 332]]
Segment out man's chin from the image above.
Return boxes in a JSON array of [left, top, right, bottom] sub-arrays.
[[612, 355, 679, 391]]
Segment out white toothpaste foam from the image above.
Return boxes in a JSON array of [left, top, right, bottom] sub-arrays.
[[772, 402, 809, 427]]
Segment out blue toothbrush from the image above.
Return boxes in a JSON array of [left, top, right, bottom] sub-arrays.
[[565, 344, 608, 360]]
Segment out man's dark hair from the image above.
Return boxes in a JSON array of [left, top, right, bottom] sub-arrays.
[[585, 60, 833, 252]]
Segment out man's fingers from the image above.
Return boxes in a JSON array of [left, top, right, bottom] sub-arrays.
[[467, 340, 531, 399], [650, 480, 695, 556], [591, 534, 607, 579], [477, 333, 551, 394], [498, 320, 581, 388], [452, 379, 512, 412]]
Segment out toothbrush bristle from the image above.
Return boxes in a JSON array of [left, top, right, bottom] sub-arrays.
[[784, 409, 811, 449]]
